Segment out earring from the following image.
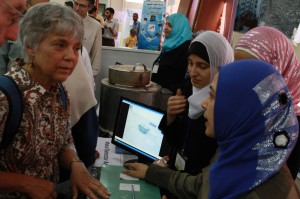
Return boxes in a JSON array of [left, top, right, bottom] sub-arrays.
[[30, 56, 35, 68]]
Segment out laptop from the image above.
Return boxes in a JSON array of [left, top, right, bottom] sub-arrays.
[[111, 97, 167, 163]]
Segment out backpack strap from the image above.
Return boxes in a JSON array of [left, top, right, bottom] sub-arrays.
[[0, 76, 23, 149], [0, 78, 67, 149]]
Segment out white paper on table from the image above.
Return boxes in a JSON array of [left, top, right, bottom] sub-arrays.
[[120, 173, 139, 181], [94, 137, 138, 167], [119, 183, 140, 191]]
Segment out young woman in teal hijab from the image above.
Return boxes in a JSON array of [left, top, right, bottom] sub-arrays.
[[151, 13, 193, 94], [162, 13, 193, 52]]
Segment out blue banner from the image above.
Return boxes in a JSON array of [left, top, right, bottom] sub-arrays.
[[138, 1, 166, 51]]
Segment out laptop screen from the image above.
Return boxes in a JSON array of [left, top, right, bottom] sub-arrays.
[[111, 97, 165, 162]]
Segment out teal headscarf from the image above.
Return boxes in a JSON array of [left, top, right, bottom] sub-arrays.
[[162, 13, 192, 52]]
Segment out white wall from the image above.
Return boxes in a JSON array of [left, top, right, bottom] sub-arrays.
[[99, 0, 108, 5], [125, 2, 143, 10], [50, 0, 64, 5], [111, 0, 124, 11]]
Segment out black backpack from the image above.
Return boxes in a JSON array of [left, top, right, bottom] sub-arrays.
[[0, 75, 67, 149]]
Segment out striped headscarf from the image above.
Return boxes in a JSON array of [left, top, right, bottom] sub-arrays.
[[235, 26, 300, 115]]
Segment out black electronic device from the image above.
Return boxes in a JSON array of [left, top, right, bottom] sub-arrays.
[[111, 97, 167, 164]]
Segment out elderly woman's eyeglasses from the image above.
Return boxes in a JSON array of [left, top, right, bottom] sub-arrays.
[[73, 1, 89, 9]]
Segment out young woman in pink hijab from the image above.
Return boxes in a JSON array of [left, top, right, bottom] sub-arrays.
[[234, 26, 300, 179]]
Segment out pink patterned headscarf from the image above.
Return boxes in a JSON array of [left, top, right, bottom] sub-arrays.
[[235, 26, 300, 115]]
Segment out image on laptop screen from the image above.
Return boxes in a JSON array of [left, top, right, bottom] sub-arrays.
[[111, 97, 165, 162]]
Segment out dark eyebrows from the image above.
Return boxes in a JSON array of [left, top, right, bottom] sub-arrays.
[[188, 57, 209, 65], [196, 61, 210, 67]]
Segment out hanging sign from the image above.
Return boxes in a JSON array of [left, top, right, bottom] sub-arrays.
[[138, 1, 166, 51]]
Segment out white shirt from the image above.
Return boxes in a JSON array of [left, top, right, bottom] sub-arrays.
[[103, 18, 119, 39], [81, 46, 94, 89], [82, 15, 102, 76]]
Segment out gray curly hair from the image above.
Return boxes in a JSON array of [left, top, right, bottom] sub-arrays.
[[20, 2, 84, 63]]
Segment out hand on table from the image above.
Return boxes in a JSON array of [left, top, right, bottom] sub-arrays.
[[122, 163, 148, 179], [70, 162, 110, 199], [95, 150, 100, 159], [153, 156, 170, 167]]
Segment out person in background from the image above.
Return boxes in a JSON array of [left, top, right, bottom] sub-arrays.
[[125, 28, 138, 48], [64, 0, 94, 86], [0, 0, 49, 75], [88, 5, 105, 26], [124, 60, 300, 199], [132, 12, 140, 38], [103, 7, 119, 47], [59, 4, 99, 197], [58, 51, 98, 198], [151, 13, 192, 94], [65, 0, 73, 8], [0, 0, 26, 45], [73, 0, 102, 78], [0, 3, 110, 198], [159, 31, 233, 177], [80, 46, 94, 87], [234, 26, 300, 179]]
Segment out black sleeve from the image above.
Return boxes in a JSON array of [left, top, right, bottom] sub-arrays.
[[151, 40, 191, 94], [159, 115, 186, 148], [158, 80, 192, 148]]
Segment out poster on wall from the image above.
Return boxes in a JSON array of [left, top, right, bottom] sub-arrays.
[[138, 1, 166, 51]]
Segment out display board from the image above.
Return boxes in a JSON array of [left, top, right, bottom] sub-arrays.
[[138, 1, 166, 50]]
